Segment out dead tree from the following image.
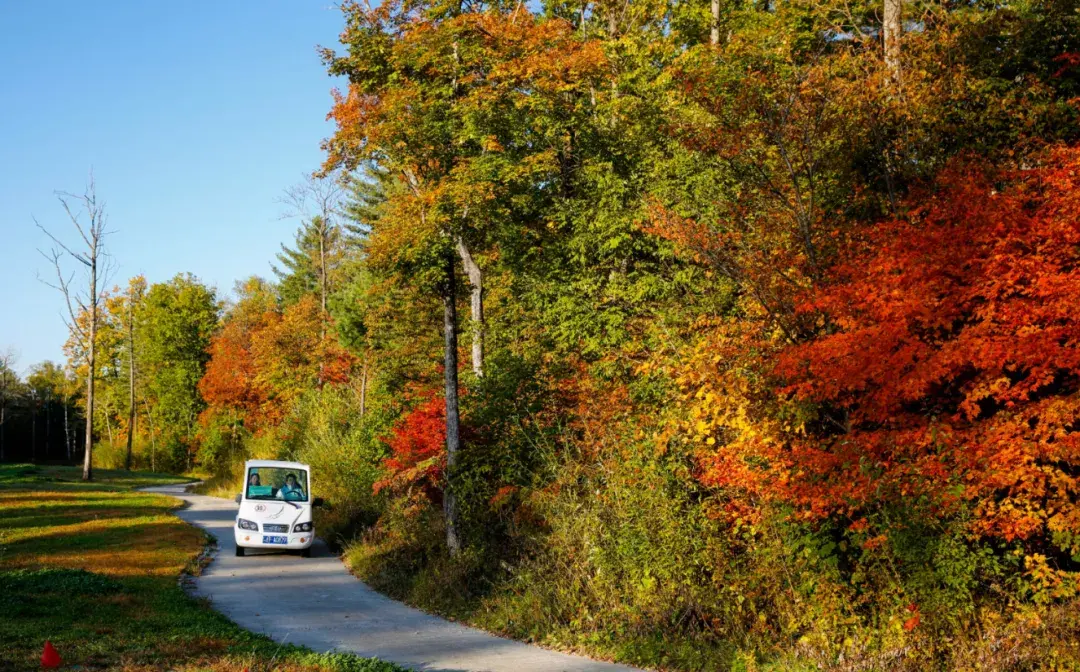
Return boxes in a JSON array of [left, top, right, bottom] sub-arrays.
[[281, 171, 346, 339], [36, 175, 111, 481]]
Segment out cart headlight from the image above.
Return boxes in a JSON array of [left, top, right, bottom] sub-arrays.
[[238, 518, 258, 531], [293, 522, 313, 533]]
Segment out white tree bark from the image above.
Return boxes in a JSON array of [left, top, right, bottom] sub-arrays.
[[455, 238, 484, 377], [884, 0, 902, 86], [711, 0, 720, 45]]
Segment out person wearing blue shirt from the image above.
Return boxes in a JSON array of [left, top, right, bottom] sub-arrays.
[[277, 473, 305, 501]]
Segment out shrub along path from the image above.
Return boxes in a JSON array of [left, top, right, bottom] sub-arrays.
[[147, 482, 638, 672]]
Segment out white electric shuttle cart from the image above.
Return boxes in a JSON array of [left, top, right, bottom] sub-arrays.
[[234, 459, 322, 557]]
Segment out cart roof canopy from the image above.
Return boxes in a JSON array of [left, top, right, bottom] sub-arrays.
[[244, 459, 310, 471]]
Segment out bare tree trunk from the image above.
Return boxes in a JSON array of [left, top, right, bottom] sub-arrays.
[[84, 251, 97, 481], [36, 176, 108, 481], [711, 0, 720, 45], [104, 408, 114, 445], [186, 408, 196, 472], [64, 403, 71, 461], [319, 222, 328, 338], [884, 0, 902, 86], [359, 357, 368, 418], [280, 173, 341, 343], [230, 416, 237, 463], [455, 238, 484, 377], [142, 398, 158, 472], [443, 252, 462, 557], [125, 296, 136, 471]]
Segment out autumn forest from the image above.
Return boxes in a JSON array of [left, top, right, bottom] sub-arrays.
[[4, 0, 1080, 668]]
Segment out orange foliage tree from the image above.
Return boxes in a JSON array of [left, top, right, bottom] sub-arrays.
[[774, 146, 1080, 546], [198, 278, 279, 434], [686, 147, 1080, 593], [200, 286, 355, 441]]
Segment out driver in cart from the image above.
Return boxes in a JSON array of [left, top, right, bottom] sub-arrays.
[[277, 473, 304, 501]]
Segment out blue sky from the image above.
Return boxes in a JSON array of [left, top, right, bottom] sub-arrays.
[[0, 1, 346, 373]]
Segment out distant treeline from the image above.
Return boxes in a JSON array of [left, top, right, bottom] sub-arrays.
[[0, 360, 84, 464]]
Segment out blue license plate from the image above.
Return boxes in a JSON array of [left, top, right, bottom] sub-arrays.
[[262, 535, 288, 544]]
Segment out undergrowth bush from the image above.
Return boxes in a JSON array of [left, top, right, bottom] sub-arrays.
[[92, 439, 170, 472], [343, 367, 1080, 671], [284, 385, 394, 545]]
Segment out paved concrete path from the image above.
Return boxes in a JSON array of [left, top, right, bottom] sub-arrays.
[[145, 484, 638, 672]]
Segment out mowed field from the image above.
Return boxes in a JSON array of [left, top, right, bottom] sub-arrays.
[[0, 464, 403, 672]]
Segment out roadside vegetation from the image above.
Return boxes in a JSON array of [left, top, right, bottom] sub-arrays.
[[0, 464, 403, 672]]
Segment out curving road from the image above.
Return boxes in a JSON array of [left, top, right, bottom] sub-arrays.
[[144, 484, 638, 672]]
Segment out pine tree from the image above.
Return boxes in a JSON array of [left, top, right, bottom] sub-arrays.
[[271, 216, 344, 308], [341, 163, 394, 249]]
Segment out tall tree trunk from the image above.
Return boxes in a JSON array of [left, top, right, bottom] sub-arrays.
[[143, 399, 157, 472], [125, 298, 136, 471], [711, 0, 720, 45], [0, 405, 5, 462], [317, 219, 328, 387], [83, 256, 97, 482], [38, 176, 107, 479], [883, 0, 902, 86], [319, 221, 328, 340], [64, 402, 71, 461], [455, 238, 484, 377], [359, 357, 368, 418], [186, 408, 195, 472], [443, 251, 463, 557]]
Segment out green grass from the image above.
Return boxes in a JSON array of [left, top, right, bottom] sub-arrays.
[[0, 463, 406, 672]]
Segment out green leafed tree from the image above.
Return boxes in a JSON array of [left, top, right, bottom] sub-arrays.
[[139, 274, 220, 471]]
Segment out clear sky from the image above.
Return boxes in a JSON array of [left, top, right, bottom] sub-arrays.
[[0, 1, 346, 374]]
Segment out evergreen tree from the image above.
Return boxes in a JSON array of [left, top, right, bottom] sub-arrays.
[[341, 163, 394, 248], [271, 215, 345, 310]]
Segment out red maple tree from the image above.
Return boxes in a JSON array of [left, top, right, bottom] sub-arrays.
[[767, 145, 1080, 554], [374, 393, 447, 509]]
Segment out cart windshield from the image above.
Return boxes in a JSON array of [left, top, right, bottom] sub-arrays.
[[245, 467, 309, 502]]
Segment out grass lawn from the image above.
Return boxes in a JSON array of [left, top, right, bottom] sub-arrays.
[[0, 463, 404, 672]]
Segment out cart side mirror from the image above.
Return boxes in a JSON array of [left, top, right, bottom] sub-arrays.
[[234, 493, 242, 505], [313, 497, 325, 508]]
